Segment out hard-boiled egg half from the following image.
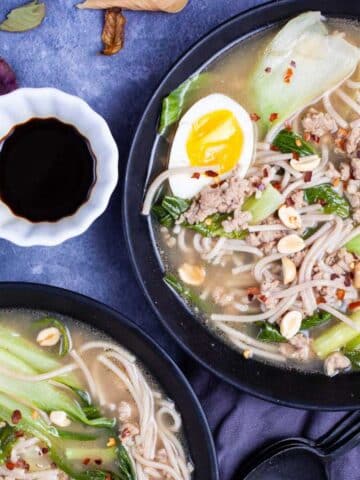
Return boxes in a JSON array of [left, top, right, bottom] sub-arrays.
[[169, 93, 254, 199]]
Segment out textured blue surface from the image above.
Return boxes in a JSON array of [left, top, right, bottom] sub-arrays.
[[0, 1, 356, 479]]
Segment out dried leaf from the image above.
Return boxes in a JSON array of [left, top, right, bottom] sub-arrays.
[[102, 8, 126, 56], [77, 0, 188, 13], [0, 59, 18, 94], [0, 0, 45, 32]]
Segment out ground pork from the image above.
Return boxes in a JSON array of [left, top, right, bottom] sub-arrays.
[[302, 108, 338, 137], [324, 352, 351, 377], [290, 249, 307, 268], [324, 248, 355, 274], [279, 333, 313, 361], [346, 126, 360, 157], [222, 209, 252, 233], [325, 162, 341, 179], [259, 278, 280, 309], [246, 215, 287, 255], [289, 190, 306, 209], [340, 161, 351, 181], [345, 179, 360, 222], [212, 287, 234, 307], [351, 157, 360, 180], [184, 175, 252, 225]]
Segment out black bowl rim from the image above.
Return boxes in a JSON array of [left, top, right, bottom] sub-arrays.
[[0, 282, 218, 480], [123, 0, 360, 410]]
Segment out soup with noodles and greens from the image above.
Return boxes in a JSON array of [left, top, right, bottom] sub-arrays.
[[143, 12, 360, 377], [0, 310, 192, 480]]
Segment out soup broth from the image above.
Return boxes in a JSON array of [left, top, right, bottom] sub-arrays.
[[145, 14, 360, 377], [0, 309, 192, 480]]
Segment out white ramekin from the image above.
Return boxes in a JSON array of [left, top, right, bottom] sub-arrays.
[[0, 87, 118, 246]]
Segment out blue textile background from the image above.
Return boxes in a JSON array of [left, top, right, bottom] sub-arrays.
[[0, 1, 357, 478]]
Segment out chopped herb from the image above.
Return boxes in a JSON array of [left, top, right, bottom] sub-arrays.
[[302, 226, 319, 240], [0, 424, 16, 464], [304, 184, 350, 219], [257, 322, 286, 343], [158, 73, 208, 134], [272, 129, 316, 156], [164, 273, 211, 313], [300, 311, 332, 331], [32, 318, 71, 356], [151, 195, 190, 228], [183, 212, 248, 240]]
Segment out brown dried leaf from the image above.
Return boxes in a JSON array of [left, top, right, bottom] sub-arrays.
[[102, 8, 126, 56], [77, 0, 188, 13]]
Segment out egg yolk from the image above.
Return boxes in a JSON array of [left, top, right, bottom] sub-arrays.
[[186, 109, 243, 174]]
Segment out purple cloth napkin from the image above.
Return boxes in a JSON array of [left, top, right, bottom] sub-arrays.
[[190, 367, 358, 479]]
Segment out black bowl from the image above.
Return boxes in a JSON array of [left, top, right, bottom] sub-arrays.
[[0, 282, 218, 480], [123, 0, 360, 409]]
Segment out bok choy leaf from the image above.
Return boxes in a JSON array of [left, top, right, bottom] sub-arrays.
[[158, 73, 207, 134]]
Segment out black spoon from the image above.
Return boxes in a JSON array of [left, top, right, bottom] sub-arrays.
[[235, 411, 360, 480]]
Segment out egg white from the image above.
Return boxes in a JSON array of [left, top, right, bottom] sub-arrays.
[[168, 93, 254, 199]]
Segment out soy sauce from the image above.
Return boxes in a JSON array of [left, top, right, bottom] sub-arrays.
[[0, 118, 96, 222]]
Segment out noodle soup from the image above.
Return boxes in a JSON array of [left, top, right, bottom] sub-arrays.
[[143, 13, 360, 377], [0, 309, 192, 480]]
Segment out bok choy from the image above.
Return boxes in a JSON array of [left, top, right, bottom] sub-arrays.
[[251, 11, 360, 137]]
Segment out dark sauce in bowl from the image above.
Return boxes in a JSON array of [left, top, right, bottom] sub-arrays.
[[0, 118, 96, 222]]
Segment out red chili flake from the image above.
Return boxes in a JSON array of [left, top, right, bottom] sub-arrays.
[[290, 60, 296, 68], [247, 286, 260, 295], [319, 199, 327, 206], [349, 301, 360, 311], [344, 273, 352, 287], [247, 293, 254, 301], [285, 197, 295, 206], [191, 172, 200, 179], [95, 459, 103, 466], [269, 112, 278, 122], [336, 289, 345, 301], [292, 152, 299, 160], [304, 172, 312, 182], [258, 294, 268, 303], [15, 460, 29, 471], [105, 475, 112, 480], [357, 150, 360, 159], [250, 113, 260, 122], [272, 181, 282, 191], [316, 296, 326, 304], [42, 447, 49, 455], [15, 430, 24, 438], [205, 170, 218, 178], [6, 462, 15, 471], [270, 144, 279, 151], [265, 66, 272, 73], [121, 427, 131, 439], [330, 273, 339, 280], [83, 458, 91, 466], [284, 122, 292, 131], [263, 167, 269, 178], [311, 134, 320, 144], [210, 183, 219, 189], [283, 67, 294, 83], [11, 410, 22, 425]]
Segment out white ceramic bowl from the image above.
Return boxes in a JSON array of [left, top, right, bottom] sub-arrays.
[[0, 87, 118, 246]]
